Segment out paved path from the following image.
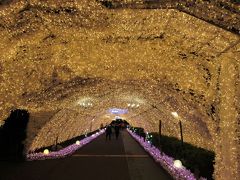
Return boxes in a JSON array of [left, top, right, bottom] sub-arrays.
[[0, 130, 173, 180]]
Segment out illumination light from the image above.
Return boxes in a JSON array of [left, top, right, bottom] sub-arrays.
[[174, 160, 183, 168], [109, 108, 128, 114], [3, 2, 235, 176], [27, 129, 106, 161], [43, 149, 49, 155], [127, 103, 140, 108], [76, 140, 80, 145], [127, 129, 197, 179], [171, 112, 179, 118]]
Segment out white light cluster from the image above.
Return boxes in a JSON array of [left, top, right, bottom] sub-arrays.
[[79, 102, 93, 107], [171, 112, 179, 118], [127, 103, 140, 108], [77, 97, 93, 108]]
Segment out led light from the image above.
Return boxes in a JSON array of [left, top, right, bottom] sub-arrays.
[[171, 112, 179, 118], [43, 149, 49, 155], [127, 129, 197, 179], [27, 129, 106, 161], [109, 108, 128, 114], [174, 160, 183, 168], [76, 140, 80, 145]]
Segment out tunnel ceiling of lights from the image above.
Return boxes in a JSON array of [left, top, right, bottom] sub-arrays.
[[0, 0, 239, 152]]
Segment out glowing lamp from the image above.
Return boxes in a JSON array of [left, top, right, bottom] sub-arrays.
[[43, 149, 49, 155], [76, 140, 80, 145], [171, 112, 179, 118], [174, 160, 183, 168]]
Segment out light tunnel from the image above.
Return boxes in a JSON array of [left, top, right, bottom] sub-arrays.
[[0, 0, 239, 179], [27, 81, 214, 153]]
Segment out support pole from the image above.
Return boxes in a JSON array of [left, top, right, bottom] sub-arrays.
[[90, 121, 93, 132], [55, 136, 58, 151], [179, 120, 183, 147], [159, 120, 162, 145]]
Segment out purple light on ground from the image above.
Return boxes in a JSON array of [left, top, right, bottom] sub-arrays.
[[127, 129, 207, 180], [27, 129, 105, 161]]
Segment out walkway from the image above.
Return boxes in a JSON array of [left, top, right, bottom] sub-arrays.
[[0, 130, 173, 180]]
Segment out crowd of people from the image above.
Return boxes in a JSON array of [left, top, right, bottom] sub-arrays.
[[104, 120, 128, 140]]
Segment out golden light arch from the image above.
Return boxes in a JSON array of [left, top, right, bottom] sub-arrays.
[[0, 0, 239, 179], [28, 80, 214, 152]]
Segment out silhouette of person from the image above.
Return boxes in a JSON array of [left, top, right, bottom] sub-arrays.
[[140, 130, 146, 141], [114, 125, 120, 140], [106, 125, 112, 140]]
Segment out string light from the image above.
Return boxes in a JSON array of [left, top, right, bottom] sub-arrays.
[[0, 0, 239, 179], [127, 128, 204, 179], [27, 129, 105, 161]]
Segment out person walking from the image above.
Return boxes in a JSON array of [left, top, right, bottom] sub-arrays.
[[106, 125, 112, 140], [114, 125, 120, 140], [140, 130, 146, 141]]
